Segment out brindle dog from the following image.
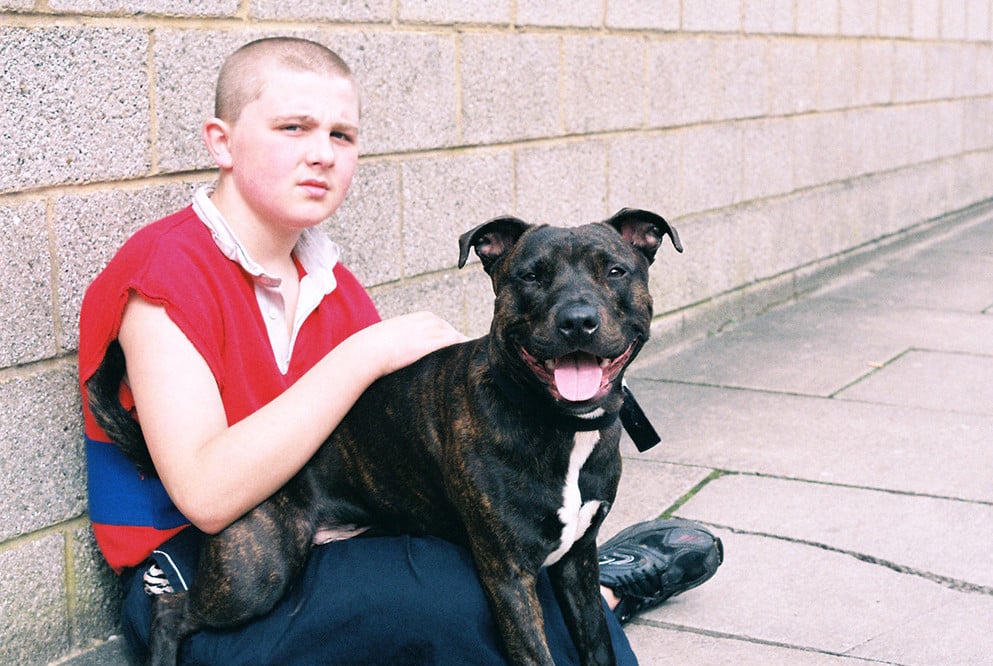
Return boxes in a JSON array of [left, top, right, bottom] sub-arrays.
[[88, 208, 682, 666]]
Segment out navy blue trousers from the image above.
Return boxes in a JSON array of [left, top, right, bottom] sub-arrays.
[[122, 532, 638, 665]]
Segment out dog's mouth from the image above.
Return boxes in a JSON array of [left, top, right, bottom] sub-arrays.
[[521, 344, 635, 403]]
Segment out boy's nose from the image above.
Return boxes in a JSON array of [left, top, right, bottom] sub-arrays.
[[308, 135, 337, 167]]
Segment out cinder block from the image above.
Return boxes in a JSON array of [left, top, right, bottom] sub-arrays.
[[47, 0, 238, 15], [322, 160, 402, 288], [517, 0, 601, 27], [926, 44, 959, 100], [0, 26, 150, 192], [562, 35, 645, 134], [941, 0, 968, 40], [963, 98, 993, 152], [52, 182, 200, 351], [368, 271, 465, 329], [966, 0, 991, 41], [934, 101, 965, 158], [839, 0, 878, 36], [0, 362, 86, 541], [877, 0, 912, 37], [682, 0, 741, 32], [767, 39, 818, 116], [949, 44, 979, 97], [891, 42, 928, 103], [855, 40, 894, 106], [250, 0, 392, 21], [69, 526, 123, 651], [461, 269, 496, 338], [0, 534, 69, 666], [647, 37, 717, 128], [743, 0, 795, 34], [973, 47, 993, 96], [796, 0, 838, 35], [0, 0, 32, 8], [334, 31, 459, 155], [0, 200, 56, 366], [153, 29, 257, 173], [606, 0, 679, 31], [515, 141, 608, 226], [607, 131, 683, 221], [792, 113, 845, 189], [911, 0, 941, 39], [713, 37, 768, 120], [740, 118, 795, 202], [460, 33, 561, 145], [400, 151, 514, 276], [398, 0, 509, 24], [680, 123, 743, 215], [817, 40, 858, 111]]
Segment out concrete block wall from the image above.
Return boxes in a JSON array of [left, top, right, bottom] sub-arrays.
[[1, 1, 991, 663]]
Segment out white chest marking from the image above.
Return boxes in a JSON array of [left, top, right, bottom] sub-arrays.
[[544, 430, 603, 567]]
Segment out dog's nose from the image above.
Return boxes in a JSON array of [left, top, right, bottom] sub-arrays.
[[557, 304, 600, 340]]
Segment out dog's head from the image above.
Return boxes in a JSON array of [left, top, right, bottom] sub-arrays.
[[458, 208, 682, 416]]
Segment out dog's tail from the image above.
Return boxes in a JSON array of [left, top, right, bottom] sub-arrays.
[[86, 339, 157, 476]]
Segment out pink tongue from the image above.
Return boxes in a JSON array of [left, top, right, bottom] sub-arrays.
[[553, 353, 603, 402]]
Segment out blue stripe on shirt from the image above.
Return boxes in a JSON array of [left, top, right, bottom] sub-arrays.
[[86, 435, 189, 529]]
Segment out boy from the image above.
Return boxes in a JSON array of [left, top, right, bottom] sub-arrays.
[[79, 37, 721, 664]]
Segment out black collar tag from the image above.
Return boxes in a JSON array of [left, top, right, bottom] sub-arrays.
[[620, 384, 661, 452]]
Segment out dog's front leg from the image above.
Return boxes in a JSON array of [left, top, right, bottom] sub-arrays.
[[547, 537, 616, 666], [472, 556, 556, 666]]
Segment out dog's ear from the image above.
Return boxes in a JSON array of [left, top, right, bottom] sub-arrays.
[[458, 216, 531, 273], [604, 208, 683, 264]]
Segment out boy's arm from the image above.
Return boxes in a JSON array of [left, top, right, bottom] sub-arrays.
[[119, 293, 465, 534]]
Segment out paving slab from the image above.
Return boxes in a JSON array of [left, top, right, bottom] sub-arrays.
[[632, 298, 904, 396], [625, 624, 881, 665], [621, 381, 993, 503], [676, 474, 993, 589], [823, 226, 993, 313], [847, 592, 993, 665], [642, 528, 993, 663], [599, 459, 715, 543], [837, 350, 993, 416]]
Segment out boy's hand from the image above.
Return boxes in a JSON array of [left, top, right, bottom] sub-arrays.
[[362, 312, 469, 376]]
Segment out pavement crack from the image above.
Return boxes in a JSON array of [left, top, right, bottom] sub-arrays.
[[700, 522, 993, 597], [628, 619, 900, 664]]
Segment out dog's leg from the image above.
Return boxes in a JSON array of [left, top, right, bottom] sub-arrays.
[[148, 591, 193, 666], [147, 490, 316, 664], [547, 537, 616, 666], [473, 561, 556, 666]]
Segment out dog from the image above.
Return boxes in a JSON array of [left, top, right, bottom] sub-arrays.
[[88, 208, 682, 666]]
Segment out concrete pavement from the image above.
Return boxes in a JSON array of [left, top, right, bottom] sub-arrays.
[[601, 209, 993, 665]]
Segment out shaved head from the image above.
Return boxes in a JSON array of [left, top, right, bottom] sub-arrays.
[[215, 37, 355, 122]]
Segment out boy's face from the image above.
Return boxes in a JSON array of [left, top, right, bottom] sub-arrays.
[[214, 66, 360, 232]]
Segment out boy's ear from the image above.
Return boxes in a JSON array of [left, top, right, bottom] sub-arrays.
[[202, 118, 234, 170], [458, 216, 531, 274]]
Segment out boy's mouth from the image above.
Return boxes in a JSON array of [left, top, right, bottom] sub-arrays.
[[299, 179, 330, 196]]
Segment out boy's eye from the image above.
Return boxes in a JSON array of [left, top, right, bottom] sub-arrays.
[[331, 131, 356, 144]]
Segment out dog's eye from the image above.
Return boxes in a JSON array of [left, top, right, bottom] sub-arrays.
[[520, 272, 539, 284], [607, 266, 627, 278]]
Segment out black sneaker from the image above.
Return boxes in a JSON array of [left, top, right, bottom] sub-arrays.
[[598, 518, 723, 623]]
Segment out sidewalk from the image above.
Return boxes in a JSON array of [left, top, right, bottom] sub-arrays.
[[603, 210, 993, 664]]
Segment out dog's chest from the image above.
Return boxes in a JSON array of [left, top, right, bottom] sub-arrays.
[[543, 430, 603, 567]]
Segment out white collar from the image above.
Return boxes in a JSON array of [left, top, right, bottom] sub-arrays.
[[191, 185, 340, 292]]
